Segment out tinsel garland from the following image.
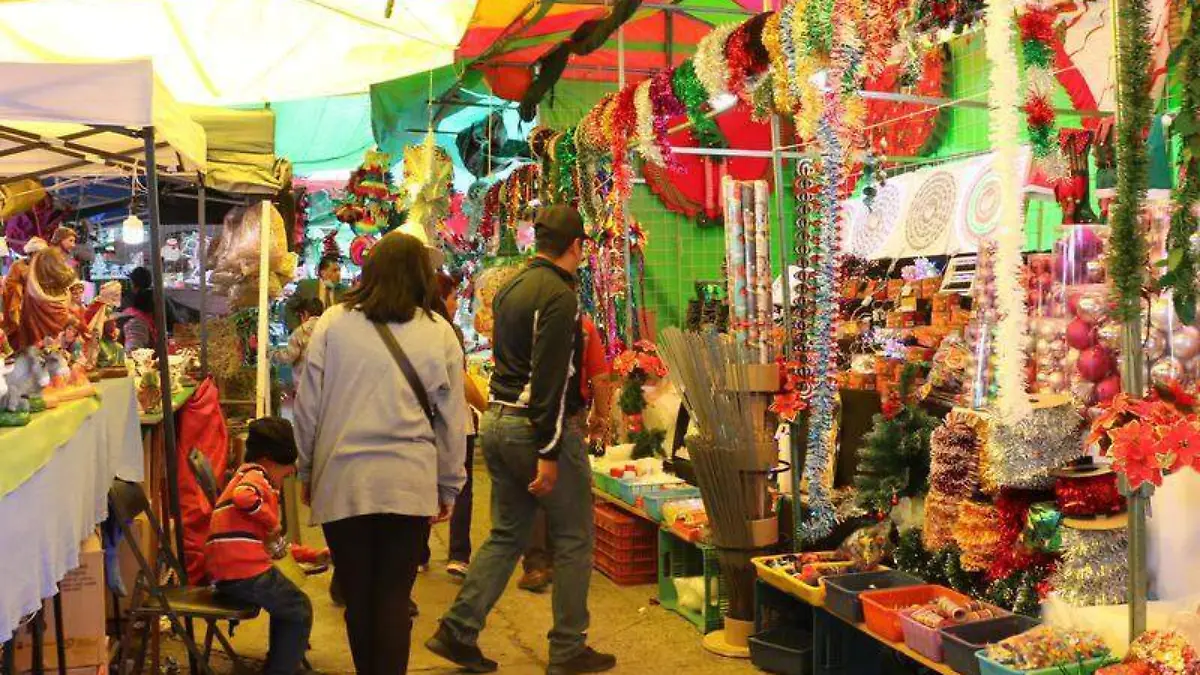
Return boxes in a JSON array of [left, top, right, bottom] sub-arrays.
[[787, 0, 826, 139], [609, 84, 640, 201], [1054, 472, 1126, 517], [553, 128, 578, 203], [1018, 4, 1061, 162], [987, 490, 1055, 582], [984, 0, 1033, 422], [633, 80, 665, 167], [693, 23, 738, 100], [726, 14, 770, 103], [1107, 0, 1152, 323], [671, 60, 725, 148], [798, 114, 844, 542], [576, 93, 614, 159], [953, 500, 1004, 572], [1160, 4, 1200, 324], [1051, 526, 1129, 607], [986, 400, 1084, 490], [928, 416, 981, 496], [648, 69, 685, 169], [762, 12, 793, 112], [803, 0, 834, 55], [923, 490, 961, 551]]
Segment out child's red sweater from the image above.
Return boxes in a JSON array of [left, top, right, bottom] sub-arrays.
[[204, 463, 280, 582]]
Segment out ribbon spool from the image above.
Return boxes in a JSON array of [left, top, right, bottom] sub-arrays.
[[1052, 463, 1126, 520]]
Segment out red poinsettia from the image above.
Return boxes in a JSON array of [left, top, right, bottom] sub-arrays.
[[1159, 416, 1200, 473], [1108, 420, 1166, 488], [613, 340, 667, 379]]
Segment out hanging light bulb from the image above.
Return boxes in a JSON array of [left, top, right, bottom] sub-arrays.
[[122, 214, 144, 245]]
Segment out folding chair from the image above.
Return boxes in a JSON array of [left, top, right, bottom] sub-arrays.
[[108, 479, 260, 675]]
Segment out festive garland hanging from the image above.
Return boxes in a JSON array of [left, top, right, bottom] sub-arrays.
[[1107, 0, 1153, 324], [670, 60, 726, 148], [693, 23, 739, 100], [1018, 3, 1064, 174], [634, 80, 665, 167], [984, 0, 1033, 423], [1159, 3, 1200, 323]]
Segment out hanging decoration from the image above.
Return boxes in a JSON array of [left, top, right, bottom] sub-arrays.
[[693, 23, 739, 101], [634, 80, 665, 167], [349, 234, 377, 267], [1017, 3, 1064, 173], [1159, 2, 1200, 324], [671, 60, 726, 149], [1050, 526, 1129, 607], [984, 0, 1033, 423], [648, 70, 686, 168], [402, 132, 454, 244], [725, 13, 771, 104], [321, 229, 342, 261], [335, 148, 404, 237], [1107, 0, 1153, 324]]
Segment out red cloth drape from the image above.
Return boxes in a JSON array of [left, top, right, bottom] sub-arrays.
[[175, 377, 229, 584]]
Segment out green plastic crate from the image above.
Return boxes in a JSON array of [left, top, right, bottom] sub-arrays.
[[657, 529, 727, 634], [592, 469, 619, 497]]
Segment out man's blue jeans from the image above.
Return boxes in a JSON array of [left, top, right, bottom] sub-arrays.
[[440, 407, 594, 664]]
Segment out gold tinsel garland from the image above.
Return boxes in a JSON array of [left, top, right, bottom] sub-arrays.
[[633, 80, 665, 167], [953, 500, 1003, 571], [693, 23, 739, 100]]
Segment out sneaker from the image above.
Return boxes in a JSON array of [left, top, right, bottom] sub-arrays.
[[446, 560, 469, 580], [517, 568, 553, 593], [546, 647, 616, 675], [425, 625, 498, 673]]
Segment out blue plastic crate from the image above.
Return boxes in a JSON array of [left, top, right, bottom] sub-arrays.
[[976, 652, 1114, 675], [614, 477, 686, 506], [641, 486, 701, 521]]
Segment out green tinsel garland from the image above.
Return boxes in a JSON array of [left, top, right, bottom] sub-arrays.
[[1159, 4, 1200, 323], [1107, 0, 1153, 323], [803, 0, 834, 55], [671, 61, 726, 149], [554, 127, 578, 204]]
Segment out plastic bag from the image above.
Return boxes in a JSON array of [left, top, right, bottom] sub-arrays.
[[839, 520, 893, 568]]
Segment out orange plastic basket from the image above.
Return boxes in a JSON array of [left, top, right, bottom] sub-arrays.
[[859, 585, 972, 642]]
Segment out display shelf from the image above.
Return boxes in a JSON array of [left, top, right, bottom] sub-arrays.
[[592, 486, 654, 522]]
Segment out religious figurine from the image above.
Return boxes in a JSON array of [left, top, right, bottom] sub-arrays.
[[15, 227, 79, 349], [0, 345, 50, 424], [1, 237, 47, 345], [96, 320, 127, 375], [77, 281, 122, 370], [41, 340, 95, 408]]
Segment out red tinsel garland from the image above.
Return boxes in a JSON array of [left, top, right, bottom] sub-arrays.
[[1054, 473, 1126, 517], [609, 84, 640, 199], [1016, 6, 1055, 42], [1023, 96, 1055, 127], [725, 16, 770, 102], [987, 491, 1055, 582]]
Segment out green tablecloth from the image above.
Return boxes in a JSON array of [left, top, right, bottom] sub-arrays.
[[0, 381, 112, 497]]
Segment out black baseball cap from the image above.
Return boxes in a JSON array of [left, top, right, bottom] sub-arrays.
[[534, 205, 587, 243]]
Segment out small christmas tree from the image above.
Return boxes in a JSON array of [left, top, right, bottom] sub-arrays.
[[854, 363, 938, 513]]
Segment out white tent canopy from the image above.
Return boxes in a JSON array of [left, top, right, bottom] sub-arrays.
[[0, 0, 476, 106], [0, 60, 206, 179]]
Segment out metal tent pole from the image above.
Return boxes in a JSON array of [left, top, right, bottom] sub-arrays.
[[255, 200, 271, 418], [197, 181, 208, 378], [142, 129, 187, 578], [618, 16, 637, 341]]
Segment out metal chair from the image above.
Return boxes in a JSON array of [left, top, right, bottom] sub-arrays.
[[108, 479, 260, 675]]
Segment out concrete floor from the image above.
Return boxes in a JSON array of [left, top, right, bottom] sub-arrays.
[[203, 464, 760, 675]]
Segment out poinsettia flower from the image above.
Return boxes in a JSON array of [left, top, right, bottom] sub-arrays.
[[771, 391, 804, 422], [1110, 420, 1165, 489], [1159, 416, 1200, 473]]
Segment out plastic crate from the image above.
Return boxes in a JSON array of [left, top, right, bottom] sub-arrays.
[[751, 554, 857, 606], [749, 628, 814, 675], [823, 570, 922, 624], [860, 585, 974, 643], [593, 503, 651, 539], [942, 616, 1041, 675], [976, 653, 1114, 675], [592, 470, 619, 497], [640, 485, 701, 522], [657, 529, 726, 634], [614, 477, 686, 506], [595, 527, 657, 565], [594, 547, 657, 586]]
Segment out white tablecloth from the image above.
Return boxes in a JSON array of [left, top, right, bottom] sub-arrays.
[[0, 377, 142, 642]]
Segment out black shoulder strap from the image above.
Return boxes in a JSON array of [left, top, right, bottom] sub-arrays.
[[372, 322, 436, 425]]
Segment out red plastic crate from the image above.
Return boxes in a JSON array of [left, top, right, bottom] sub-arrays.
[[859, 585, 972, 642], [594, 547, 657, 586], [593, 503, 650, 538], [595, 528, 657, 565]]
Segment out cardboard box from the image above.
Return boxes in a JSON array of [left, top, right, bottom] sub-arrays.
[[16, 535, 107, 670], [21, 655, 107, 675]]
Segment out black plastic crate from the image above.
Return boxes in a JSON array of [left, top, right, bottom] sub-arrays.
[[823, 570, 922, 624], [749, 627, 814, 675], [941, 615, 1040, 675]]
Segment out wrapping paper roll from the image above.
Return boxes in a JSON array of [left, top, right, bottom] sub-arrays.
[[753, 180, 773, 363], [935, 596, 968, 621], [741, 183, 758, 351], [724, 177, 748, 346]]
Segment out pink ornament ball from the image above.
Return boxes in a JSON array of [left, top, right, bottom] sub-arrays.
[[1077, 346, 1113, 383], [1171, 326, 1200, 361], [1095, 376, 1121, 403], [1066, 318, 1096, 350]]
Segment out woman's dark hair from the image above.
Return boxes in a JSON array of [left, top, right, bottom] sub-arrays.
[[318, 256, 340, 273], [129, 266, 152, 293], [131, 287, 155, 314], [295, 297, 325, 320], [342, 231, 436, 323]]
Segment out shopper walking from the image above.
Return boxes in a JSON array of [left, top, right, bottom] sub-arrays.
[[428, 205, 615, 675], [286, 255, 345, 331], [295, 231, 467, 675], [420, 272, 488, 579]]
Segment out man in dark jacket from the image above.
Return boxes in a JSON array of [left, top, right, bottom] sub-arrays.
[[284, 256, 345, 331], [428, 206, 614, 675]]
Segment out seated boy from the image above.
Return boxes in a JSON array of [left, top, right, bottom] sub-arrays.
[[206, 417, 313, 675]]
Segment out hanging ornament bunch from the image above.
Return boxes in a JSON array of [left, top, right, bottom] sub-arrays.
[[1017, 3, 1065, 176], [335, 148, 404, 236], [402, 132, 454, 244]]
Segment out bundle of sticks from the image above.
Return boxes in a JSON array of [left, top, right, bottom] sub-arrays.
[[659, 328, 778, 622]]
